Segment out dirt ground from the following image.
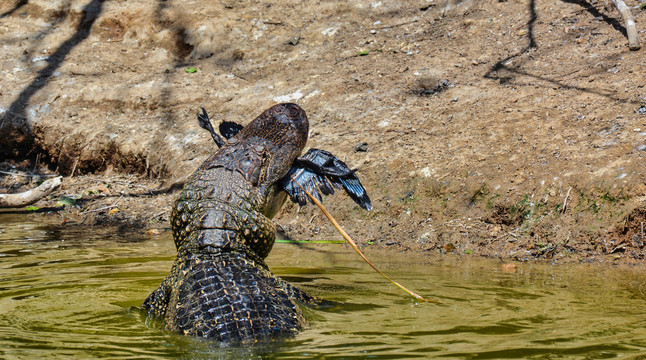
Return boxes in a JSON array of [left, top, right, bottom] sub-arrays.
[[2, 0, 646, 264]]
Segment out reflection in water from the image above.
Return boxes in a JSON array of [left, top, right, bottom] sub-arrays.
[[1, 213, 646, 358]]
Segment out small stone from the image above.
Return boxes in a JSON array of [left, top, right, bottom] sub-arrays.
[[418, 78, 450, 96], [354, 142, 369, 152], [637, 144, 646, 151], [287, 36, 300, 46]]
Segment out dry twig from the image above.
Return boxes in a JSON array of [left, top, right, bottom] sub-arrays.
[[79, 204, 118, 215], [562, 187, 572, 214]]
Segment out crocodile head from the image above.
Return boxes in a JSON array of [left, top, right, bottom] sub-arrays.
[[227, 103, 309, 218]]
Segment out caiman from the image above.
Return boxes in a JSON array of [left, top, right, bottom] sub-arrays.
[[142, 103, 371, 343]]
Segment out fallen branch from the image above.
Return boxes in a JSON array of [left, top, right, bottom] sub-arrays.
[[292, 176, 438, 303], [0, 176, 62, 208], [611, 0, 641, 50]]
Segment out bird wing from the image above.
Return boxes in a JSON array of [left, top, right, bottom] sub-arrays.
[[281, 148, 372, 210]]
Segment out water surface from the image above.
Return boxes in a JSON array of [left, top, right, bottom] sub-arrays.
[[2, 213, 646, 359]]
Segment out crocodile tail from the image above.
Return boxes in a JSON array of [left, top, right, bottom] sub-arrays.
[[164, 254, 307, 343]]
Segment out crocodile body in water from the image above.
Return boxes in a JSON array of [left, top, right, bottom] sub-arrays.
[[142, 103, 371, 343]]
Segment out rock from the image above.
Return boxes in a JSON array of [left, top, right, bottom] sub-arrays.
[[287, 36, 300, 46], [417, 78, 450, 96], [354, 142, 369, 152]]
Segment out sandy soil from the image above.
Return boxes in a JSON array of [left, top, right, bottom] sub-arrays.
[[2, 0, 646, 263]]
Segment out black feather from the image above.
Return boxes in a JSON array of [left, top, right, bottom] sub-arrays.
[[281, 148, 372, 210], [219, 120, 244, 139]]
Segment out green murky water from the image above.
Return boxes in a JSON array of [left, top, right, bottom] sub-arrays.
[[2, 214, 646, 359]]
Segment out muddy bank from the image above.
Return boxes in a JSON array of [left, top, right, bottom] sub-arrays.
[[1, 0, 646, 263]]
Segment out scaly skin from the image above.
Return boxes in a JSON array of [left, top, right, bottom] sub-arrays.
[[142, 103, 319, 342]]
